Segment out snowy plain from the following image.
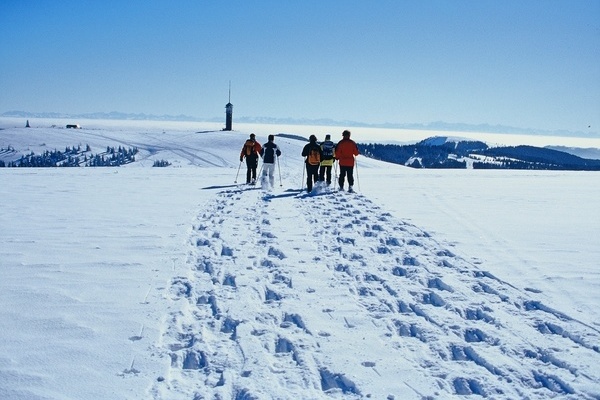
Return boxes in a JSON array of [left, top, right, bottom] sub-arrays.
[[1, 118, 599, 399]]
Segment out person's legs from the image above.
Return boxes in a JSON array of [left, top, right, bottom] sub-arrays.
[[250, 157, 258, 182], [265, 163, 275, 187], [347, 167, 354, 187], [311, 166, 318, 187], [338, 167, 347, 189], [245, 159, 252, 183], [306, 164, 313, 192], [325, 166, 332, 185]]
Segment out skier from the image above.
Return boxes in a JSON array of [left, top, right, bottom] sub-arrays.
[[318, 133, 335, 186], [335, 130, 359, 192], [301, 135, 323, 193], [240, 133, 262, 184], [259, 134, 281, 189]]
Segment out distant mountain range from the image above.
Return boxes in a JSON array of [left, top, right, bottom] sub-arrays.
[[1, 110, 198, 122], [2, 110, 598, 138], [360, 136, 600, 170]]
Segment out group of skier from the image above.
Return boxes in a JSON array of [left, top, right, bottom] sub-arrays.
[[239, 130, 359, 193]]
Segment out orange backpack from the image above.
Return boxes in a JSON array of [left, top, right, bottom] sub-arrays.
[[307, 147, 321, 166], [244, 140, 256, 156]]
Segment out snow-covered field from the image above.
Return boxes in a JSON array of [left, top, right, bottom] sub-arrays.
[[1, 119, 599, 399]]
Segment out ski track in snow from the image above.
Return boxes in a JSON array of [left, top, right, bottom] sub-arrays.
[[150, 185, 600, 400]]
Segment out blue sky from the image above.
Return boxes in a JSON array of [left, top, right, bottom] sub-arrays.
[[1, 0, 599, 133]]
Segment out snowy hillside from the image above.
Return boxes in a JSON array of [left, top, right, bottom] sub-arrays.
[[361, 136, 600, 170], [1, 120, 599, 399]]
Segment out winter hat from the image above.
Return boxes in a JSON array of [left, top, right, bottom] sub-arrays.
[[268, 134, 275, 141], [325, 134, 331, 140], [250, 133, 256, 139], [309, 135, 317, 142], [342, 130, 351, 137]]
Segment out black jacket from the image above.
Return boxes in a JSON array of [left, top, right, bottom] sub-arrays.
[[302, 141, 323, 165], [260, 141, 281, 164]]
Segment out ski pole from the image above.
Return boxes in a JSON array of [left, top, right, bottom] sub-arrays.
[[333, 161, 338, 191], [354, 158, 360, 192], [277, 156, 283, 187], [258, 160, 264, 178], [301, 158, 306, 190], [256, 160, 264, 185], [234, 160, 242, 183]]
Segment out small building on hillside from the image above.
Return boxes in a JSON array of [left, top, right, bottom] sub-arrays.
[[66, 124, 81, 129]]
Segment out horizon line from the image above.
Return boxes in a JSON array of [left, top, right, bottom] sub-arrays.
[[1, 110, 598, 138]]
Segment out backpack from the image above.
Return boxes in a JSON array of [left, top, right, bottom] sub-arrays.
[[321, 141, 334, 160], [307, 146, 321, 166], [244, 140, 256, 156]]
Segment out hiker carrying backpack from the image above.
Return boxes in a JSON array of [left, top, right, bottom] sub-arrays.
[[301, 135, 323, 193], [239, 133, 262, 184], [319, 134, 335, 185]]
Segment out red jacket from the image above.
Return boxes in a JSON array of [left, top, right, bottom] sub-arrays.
[[240, 139, 262, 160], [335, 138, 359, 167]]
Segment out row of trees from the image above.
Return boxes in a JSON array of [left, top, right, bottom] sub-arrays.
[[360, 143, 467, 168], [153, 160, 171, 167], [477, 146, 600, 170], [1, 145, 139, 167], [360, 142, 600, 170], [87, 146, 139, 167], [0, 145, 16, 167]]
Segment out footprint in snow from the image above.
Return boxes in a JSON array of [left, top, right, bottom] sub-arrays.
[[267, 246, 286, 259]]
